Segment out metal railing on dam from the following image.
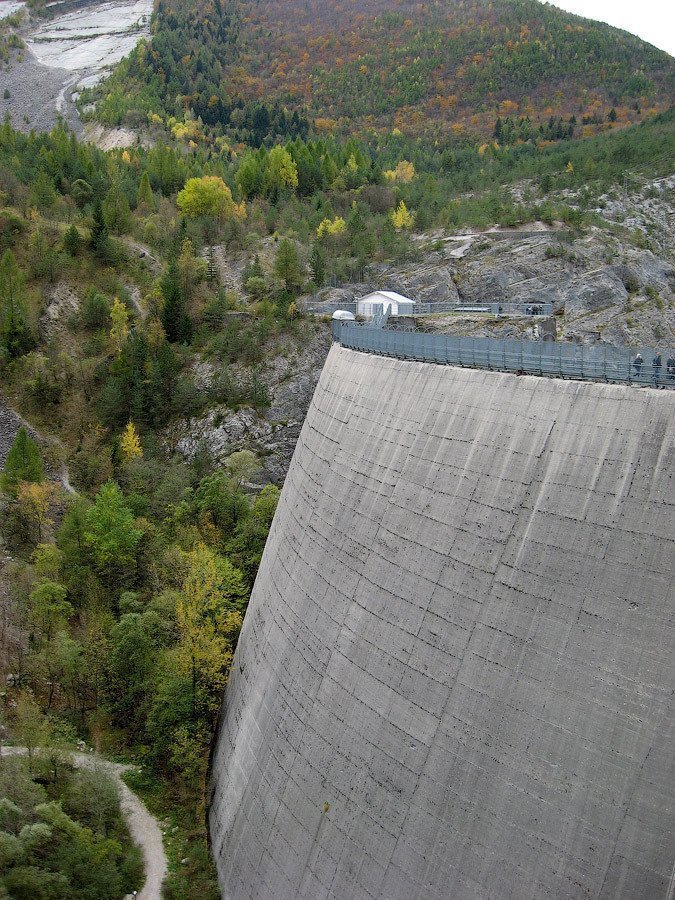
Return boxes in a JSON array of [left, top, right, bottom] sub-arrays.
[[304, 299, 553, 316], [332, 321, 675, 388]]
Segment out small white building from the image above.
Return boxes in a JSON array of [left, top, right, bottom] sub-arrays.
[[356, 290, 415, 318]]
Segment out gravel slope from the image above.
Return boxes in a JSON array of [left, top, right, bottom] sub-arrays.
[[1, 47, 82, 134]]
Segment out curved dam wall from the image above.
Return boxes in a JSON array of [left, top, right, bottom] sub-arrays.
[[209, 345, 675, 900]]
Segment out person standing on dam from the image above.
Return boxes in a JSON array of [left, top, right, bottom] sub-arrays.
[[633, 352, 644, 380], [652, 352, 662, 386], [667, 353, 675, 382]]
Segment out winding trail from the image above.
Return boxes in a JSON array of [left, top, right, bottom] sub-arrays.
[[1, 747, 168, 900], [122, 238, 163, 278]]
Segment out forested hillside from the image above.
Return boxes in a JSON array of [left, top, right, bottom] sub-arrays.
[[90, 0, 674, 143]]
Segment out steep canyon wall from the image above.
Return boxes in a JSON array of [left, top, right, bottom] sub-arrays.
[[209, 346, 674, 900]]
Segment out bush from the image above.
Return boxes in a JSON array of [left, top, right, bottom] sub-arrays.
[[80, 288, 111, 330]]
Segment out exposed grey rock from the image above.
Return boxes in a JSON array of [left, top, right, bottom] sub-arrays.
[[561, 267, 628, 314], [39, 281, 80, 337], [376, 259, 460, 303], [210, 345, 675, 900], [170, 324, 331, 484], [0, 400, 23, 468], [611, 249, 674, 294]]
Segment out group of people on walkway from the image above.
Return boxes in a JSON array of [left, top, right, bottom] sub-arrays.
[[633, 352, 675, 386]]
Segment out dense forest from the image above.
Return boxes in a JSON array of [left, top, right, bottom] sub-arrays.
[[87, 0, 675, 143], [0, 0, 674, 892]]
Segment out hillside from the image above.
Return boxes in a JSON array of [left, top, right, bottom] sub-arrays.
[[91, 0, 675, 143]]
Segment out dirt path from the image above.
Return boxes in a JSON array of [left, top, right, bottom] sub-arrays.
[[123, 238, 163, 277], [1, 747, 168, 900], [125, 283, 148, 321]]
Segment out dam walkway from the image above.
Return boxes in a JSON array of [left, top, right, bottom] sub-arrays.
[[332, 321, 675, 388]]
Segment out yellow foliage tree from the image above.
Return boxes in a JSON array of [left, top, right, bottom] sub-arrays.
[[265, 146, 299, 193], [391, 200, 414, 230], [109, 297, 129, 356], [177, 176, 246, 223], [316, 216, 346, 238], [120, 422, 143, 462], [383, 160, 416, 183], [174, 544, 244, 714], [16, 481, 58, 541]]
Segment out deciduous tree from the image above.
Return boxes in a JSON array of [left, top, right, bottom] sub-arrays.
[[176, 176, 246, 223]]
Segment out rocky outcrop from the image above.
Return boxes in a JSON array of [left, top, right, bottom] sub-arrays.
[[39, 281, 80, 337], [375, 256, 460, 303], [0, 401, 23, 468], [171, 325, 332, 483]]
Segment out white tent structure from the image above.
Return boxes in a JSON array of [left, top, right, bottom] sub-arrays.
[[331, 310, 356, 321], [356, 290, 415, 318]]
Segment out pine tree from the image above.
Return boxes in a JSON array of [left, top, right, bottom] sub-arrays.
[[63, 224, 81, 255], [274, 239, 303, 293], [137, 171, 155, 211], [309, 241, 326, 287], [2, 427, 44, 495], [109, 297, 129, 356], [102, 182, 132, 235], [0, 249, 33, 357], [160, 257, 191, 343], [90, 201, 108, 253]]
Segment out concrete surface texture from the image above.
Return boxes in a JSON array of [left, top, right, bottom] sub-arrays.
[[209, 345, 675, 900]]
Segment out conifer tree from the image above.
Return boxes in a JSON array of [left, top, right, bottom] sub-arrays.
[[0, 249, 33, 357], [274, 239, 303, 293], [120, 422, 143, 462], [309, 241, 326, 287], [90, 201, 108, 254], [109, 298, 129, 356], [391, 200, 414, 229], [137, 171, 155, 210], [84, 481, 142, 582], [160, 257, 192, 343], [2, 427, 44, 495], [63, 224, 81, 255]]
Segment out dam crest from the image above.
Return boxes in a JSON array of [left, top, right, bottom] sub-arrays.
[[210, 345, 674, 899]]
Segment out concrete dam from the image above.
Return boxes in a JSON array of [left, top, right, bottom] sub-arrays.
[[209, 344, 675, 899]]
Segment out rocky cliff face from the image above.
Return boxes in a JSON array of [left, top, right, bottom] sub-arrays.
[[0, 400, 23, 468], [306, 176, 675, 351], [168, 324, 332, 484]]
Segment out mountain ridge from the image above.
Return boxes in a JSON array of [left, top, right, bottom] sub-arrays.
[[92, 0, 675, 144]]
